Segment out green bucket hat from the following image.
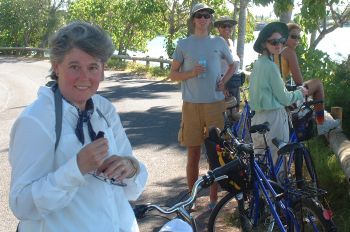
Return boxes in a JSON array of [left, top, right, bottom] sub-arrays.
[[214, 16, 237, 27], [253, 22, 288, 53]]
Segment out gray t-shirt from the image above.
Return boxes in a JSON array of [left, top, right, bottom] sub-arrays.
[[172, 35, 234, 103]]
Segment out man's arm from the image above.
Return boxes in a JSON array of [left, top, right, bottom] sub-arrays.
[[168, 59, 205, 81], [217, 62, 236, 91]]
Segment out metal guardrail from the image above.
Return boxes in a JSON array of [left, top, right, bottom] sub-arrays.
[[0, 47, 172, 69]]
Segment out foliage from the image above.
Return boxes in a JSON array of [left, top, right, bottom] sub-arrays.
[[148, 66, 170, 78], [306, 137, 350, 230], [0, 0, 67, 47], [126, 62, 149, 75], [68, 0, 167, 55], [323, 58, 350, 135], [296, 36, 350, 136], [296, 40, 337, 83], [106, 57, 128, 70], [124, 62, 169, 78], [106, 59, 169, 78]]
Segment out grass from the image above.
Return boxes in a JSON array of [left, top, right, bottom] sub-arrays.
[[305, 137, 350, 230], [106, 58, 169, 79]]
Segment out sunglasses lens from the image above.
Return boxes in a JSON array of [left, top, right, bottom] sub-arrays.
[[268, 38, 286, 46], [291, 35, 300, 40], [220, 24, 232, 28], [194, 13, 210, 19]]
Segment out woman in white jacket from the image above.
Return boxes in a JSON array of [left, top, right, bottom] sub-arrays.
[[9, 21, 148, 232]]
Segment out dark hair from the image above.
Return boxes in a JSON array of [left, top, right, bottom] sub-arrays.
[[48, 21, 115, 80]]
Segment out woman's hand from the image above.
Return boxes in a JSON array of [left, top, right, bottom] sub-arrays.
[[96, 155, 138, 182], [77, 138, 109, 175]]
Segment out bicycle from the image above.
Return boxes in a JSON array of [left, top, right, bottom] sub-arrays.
[[133, 158, 245, 232], [207, 121, 297, 232], [207, 115, 336, 231]]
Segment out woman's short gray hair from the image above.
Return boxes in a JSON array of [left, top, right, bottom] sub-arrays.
[[49, 21, 114, 80]]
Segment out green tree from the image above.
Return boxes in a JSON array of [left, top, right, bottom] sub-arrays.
[[299, 0, 350, 50], [0, 0, 68, 48], [68, 0, 167, 55], [254, 0, 350, 51]]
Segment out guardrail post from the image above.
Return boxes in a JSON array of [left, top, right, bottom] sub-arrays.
[[159, 56, 164, 70], [132, 55, 136, 63], [331, 107, 343, 127], [146, 56, 150, 68]]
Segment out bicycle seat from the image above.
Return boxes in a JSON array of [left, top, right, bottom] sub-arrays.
[[249, 122, 270, 134], [272, 138, 303, 156]]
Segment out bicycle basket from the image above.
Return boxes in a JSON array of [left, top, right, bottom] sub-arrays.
[[291, 107, 317, 141], [204, 131, 247, 193]]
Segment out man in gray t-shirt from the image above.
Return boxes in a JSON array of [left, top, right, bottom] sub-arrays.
[[168, 2, 236, 209]]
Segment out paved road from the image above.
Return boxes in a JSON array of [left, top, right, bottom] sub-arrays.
[[0, 57, 214, 232]]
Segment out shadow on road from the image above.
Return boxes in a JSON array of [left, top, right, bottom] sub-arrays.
[[98, 75, 182, 149]]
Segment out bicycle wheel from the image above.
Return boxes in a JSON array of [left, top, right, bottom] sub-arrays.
[[207, 192, 251, 232], [293, 198, 337, 232]]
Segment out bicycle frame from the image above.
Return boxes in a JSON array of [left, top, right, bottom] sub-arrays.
[[232, 87, 253, 142], [243, 146, 300, 231]]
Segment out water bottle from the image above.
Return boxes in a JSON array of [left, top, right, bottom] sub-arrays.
[[198, 58, 206, 78]]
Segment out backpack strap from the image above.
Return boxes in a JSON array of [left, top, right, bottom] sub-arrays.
[[278, 54, 283, 77], [53, 86, 63, 151], [96, 108, 110, 127]]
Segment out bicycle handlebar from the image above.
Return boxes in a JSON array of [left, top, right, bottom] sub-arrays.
[[304, 99, 323, 107], [134, 159, 242, 219]]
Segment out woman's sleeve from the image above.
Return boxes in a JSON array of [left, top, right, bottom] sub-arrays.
[[269, 64, 303, 106], [108, 106, 148, 201], [9, 116, 86, 220]]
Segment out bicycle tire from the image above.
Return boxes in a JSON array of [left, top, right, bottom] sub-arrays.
[[207, 192, 251, 232], [208, 181, 287, 232], [293, 198, 337, 232]]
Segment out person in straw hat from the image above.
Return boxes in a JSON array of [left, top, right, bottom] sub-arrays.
[[168, 3, 236, 210], [249, 22, 308, 166], [214, 15, 242, 112]]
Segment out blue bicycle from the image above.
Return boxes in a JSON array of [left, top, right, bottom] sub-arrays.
[[207, 114, 337, 231]]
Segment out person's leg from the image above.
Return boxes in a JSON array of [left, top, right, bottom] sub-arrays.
[[304, 79, 325, 124], [187, 146, 201, 193], [204, 101, 226, 206], [179, 102, 205, 201], [304, 79, 340, 134]]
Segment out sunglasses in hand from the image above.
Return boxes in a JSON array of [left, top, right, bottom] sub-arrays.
[[89, 171, 127, 187]]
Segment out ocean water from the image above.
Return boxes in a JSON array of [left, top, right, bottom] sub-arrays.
[[129, 26, 350, 67]]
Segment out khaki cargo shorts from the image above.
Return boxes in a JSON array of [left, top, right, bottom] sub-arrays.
[[178, 100, 226, 147]]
